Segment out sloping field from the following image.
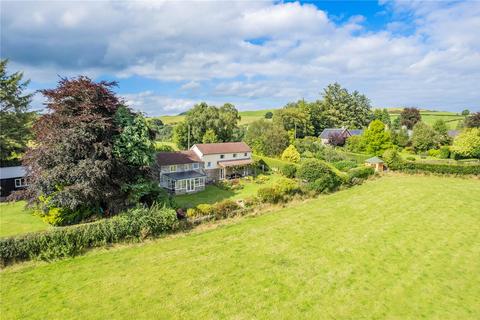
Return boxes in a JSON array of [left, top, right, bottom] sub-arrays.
[[1, 175, 479, 319], [159, 109, 274, 126]]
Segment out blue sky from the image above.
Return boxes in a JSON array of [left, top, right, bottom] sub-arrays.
[[1, 0, 479, 115]]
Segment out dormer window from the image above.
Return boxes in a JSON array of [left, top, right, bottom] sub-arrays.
[[220, 154, 225, 159]]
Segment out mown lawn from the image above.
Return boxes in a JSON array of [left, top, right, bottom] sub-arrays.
[[175, 174, 282, 208], [2, 175, 479, 319], [0, 201, 49, 238]]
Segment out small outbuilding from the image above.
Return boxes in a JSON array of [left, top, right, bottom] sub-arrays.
[[0, 166, 27, 200], [364, 156, 386, 172]]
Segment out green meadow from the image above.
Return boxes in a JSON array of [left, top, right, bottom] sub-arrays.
[[2, 175, 479, 319]]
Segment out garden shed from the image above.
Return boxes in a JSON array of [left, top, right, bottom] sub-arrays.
[[365, 156, 386, 172]]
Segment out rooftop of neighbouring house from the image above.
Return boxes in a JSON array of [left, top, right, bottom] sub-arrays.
[[448, 130, 460, 137], [0, 166, 26, 180], [319, 128, 350, 139], [192, 142, 251, 155], [156, 150, 202, 166], [349, 129, 364, 136]]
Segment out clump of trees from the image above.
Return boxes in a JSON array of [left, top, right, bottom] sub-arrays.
[[399, 107, 421, 129], [0, 59, 36, 164], [173, 102, 241, 149], [23, 77, 165, 226], [244, 119, 289, 156]]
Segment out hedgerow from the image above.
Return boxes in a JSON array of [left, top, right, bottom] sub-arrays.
[[0, 205, 178, 266], [390, 161, 480, 175]]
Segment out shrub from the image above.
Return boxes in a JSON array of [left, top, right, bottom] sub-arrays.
[[274, 178, 301, 196], [212, 200, 240, 219], [197, 204, 214, 216], [0, 205, 178, 266], [427, 149, 441, 157], [255, 175, 269, 184], [406, 156, 416, 161], [257, 187, 283, 204], [346, 167, 375, 185], [345, 135, 365, 153], [450, 128, 480, 159], [382, 149, 402, 167], [328, 132, 346, 147], [308, 174, 342, 194], [317, 146, 346, 162], [281, 145, 301, 163], [412, 122, 439, 152], [280, 164, 297, 178], [332, 160, 357, 172], [297, 159, 335, 183], [438, 146, 450, 159]]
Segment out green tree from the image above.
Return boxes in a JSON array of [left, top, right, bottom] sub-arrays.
[[432, 119, 451, 145], [113, 107, 155, 166], [399, 107, 421, 129], [24, 77, 158, 225], [461, 109, 470, 116], [173, 102, 240, 149], [363, 120, 393, 155], [345, 135, 366, 153], [321, 83, 372, 129], [391, 127, 410, 147], [412, 122, 438, 152], [202, 129, 219, 143], [0, 59, 35, 162], [372, 108, 391, 127], [450, 128, 480, 158], [264, 111, 273, 119], [281, 145, 301, 163], [273, 101, 314, 138], [244, 120, 289, 156]]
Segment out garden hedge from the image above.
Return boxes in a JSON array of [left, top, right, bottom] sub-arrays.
[[0, 205, 178, 267], [390, 161, 480, 175]]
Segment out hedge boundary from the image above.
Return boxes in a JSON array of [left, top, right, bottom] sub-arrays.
[[390, 161, 480, 175]]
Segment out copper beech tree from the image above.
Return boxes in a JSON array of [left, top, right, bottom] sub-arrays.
[[23, 77, 159, 225]]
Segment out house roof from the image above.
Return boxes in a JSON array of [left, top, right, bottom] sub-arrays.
[[0, 166, 26, 180], [156, 151, 202, 166], [218, 159, 254, 167], [319, 128, 351, 139], [349, 129, 364, 136], [365, 156, 384, 164], [163, 170, 206, 181], [193, 142, 251, 155]]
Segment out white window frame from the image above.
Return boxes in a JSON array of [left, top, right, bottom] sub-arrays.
[[169, 165, 177, 172], [220, 154, 225, 159], [233, 153, 237, 158], [193, 163, 199, 169], [207, 162, 211, 167], [244, 152, 248, 157], [15, 178, 27, 188]]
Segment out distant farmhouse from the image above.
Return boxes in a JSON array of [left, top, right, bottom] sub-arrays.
[[319, 128, 363, 145], [155, 142, 253, 194], [0, 166, 27, 200]]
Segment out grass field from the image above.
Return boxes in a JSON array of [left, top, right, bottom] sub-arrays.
[[390, 111, 465, 129], [0, 201, 49, 238], [175, 174, 281, 208], [2, 175, 479, 319]]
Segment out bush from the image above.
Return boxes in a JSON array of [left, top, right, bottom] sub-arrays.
[[427, 149, 441, 157], [281, 145, 301, 163], [346, 167, 375, 185], [255, 175, 269, 184], [438, 146, 450, 159], [308, 174, 342, 193], [212, 200, 240, 219], [317, 147, 346, 162], [450, 128, 480, 159], [332, 160, 358, 172], [280, 164, 297, 178], [0, 205, 178, 266], [389, 161, 480, 175], [274, 178, 301, 196], [345, 135, 365, 153], [406, 156, 416, 161], [297, 159, 336, 182], [257, 187, 283, 204], [382, 149, 402, 167]]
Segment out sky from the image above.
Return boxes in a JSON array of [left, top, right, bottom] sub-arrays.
[[1, 0, 479, 115]]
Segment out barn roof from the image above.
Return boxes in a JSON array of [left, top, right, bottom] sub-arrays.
[[0, 166, 26, 180]]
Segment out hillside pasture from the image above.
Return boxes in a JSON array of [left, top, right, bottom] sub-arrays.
[[2, 175, 479, 319]]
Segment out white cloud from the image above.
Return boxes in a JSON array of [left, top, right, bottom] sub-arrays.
[[1, 0, 479, 112], [123, 91, 195, 115]]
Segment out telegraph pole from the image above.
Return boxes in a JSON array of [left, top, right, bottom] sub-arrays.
[[187, 124, 190, 149]]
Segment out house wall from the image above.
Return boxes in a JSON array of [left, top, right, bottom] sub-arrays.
[[191, 146, 252, 170], [0, 177, 26, 199]]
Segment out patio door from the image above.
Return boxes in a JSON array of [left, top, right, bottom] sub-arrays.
[[186, 179, 194, 192], [219, 168, 225, 180]]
